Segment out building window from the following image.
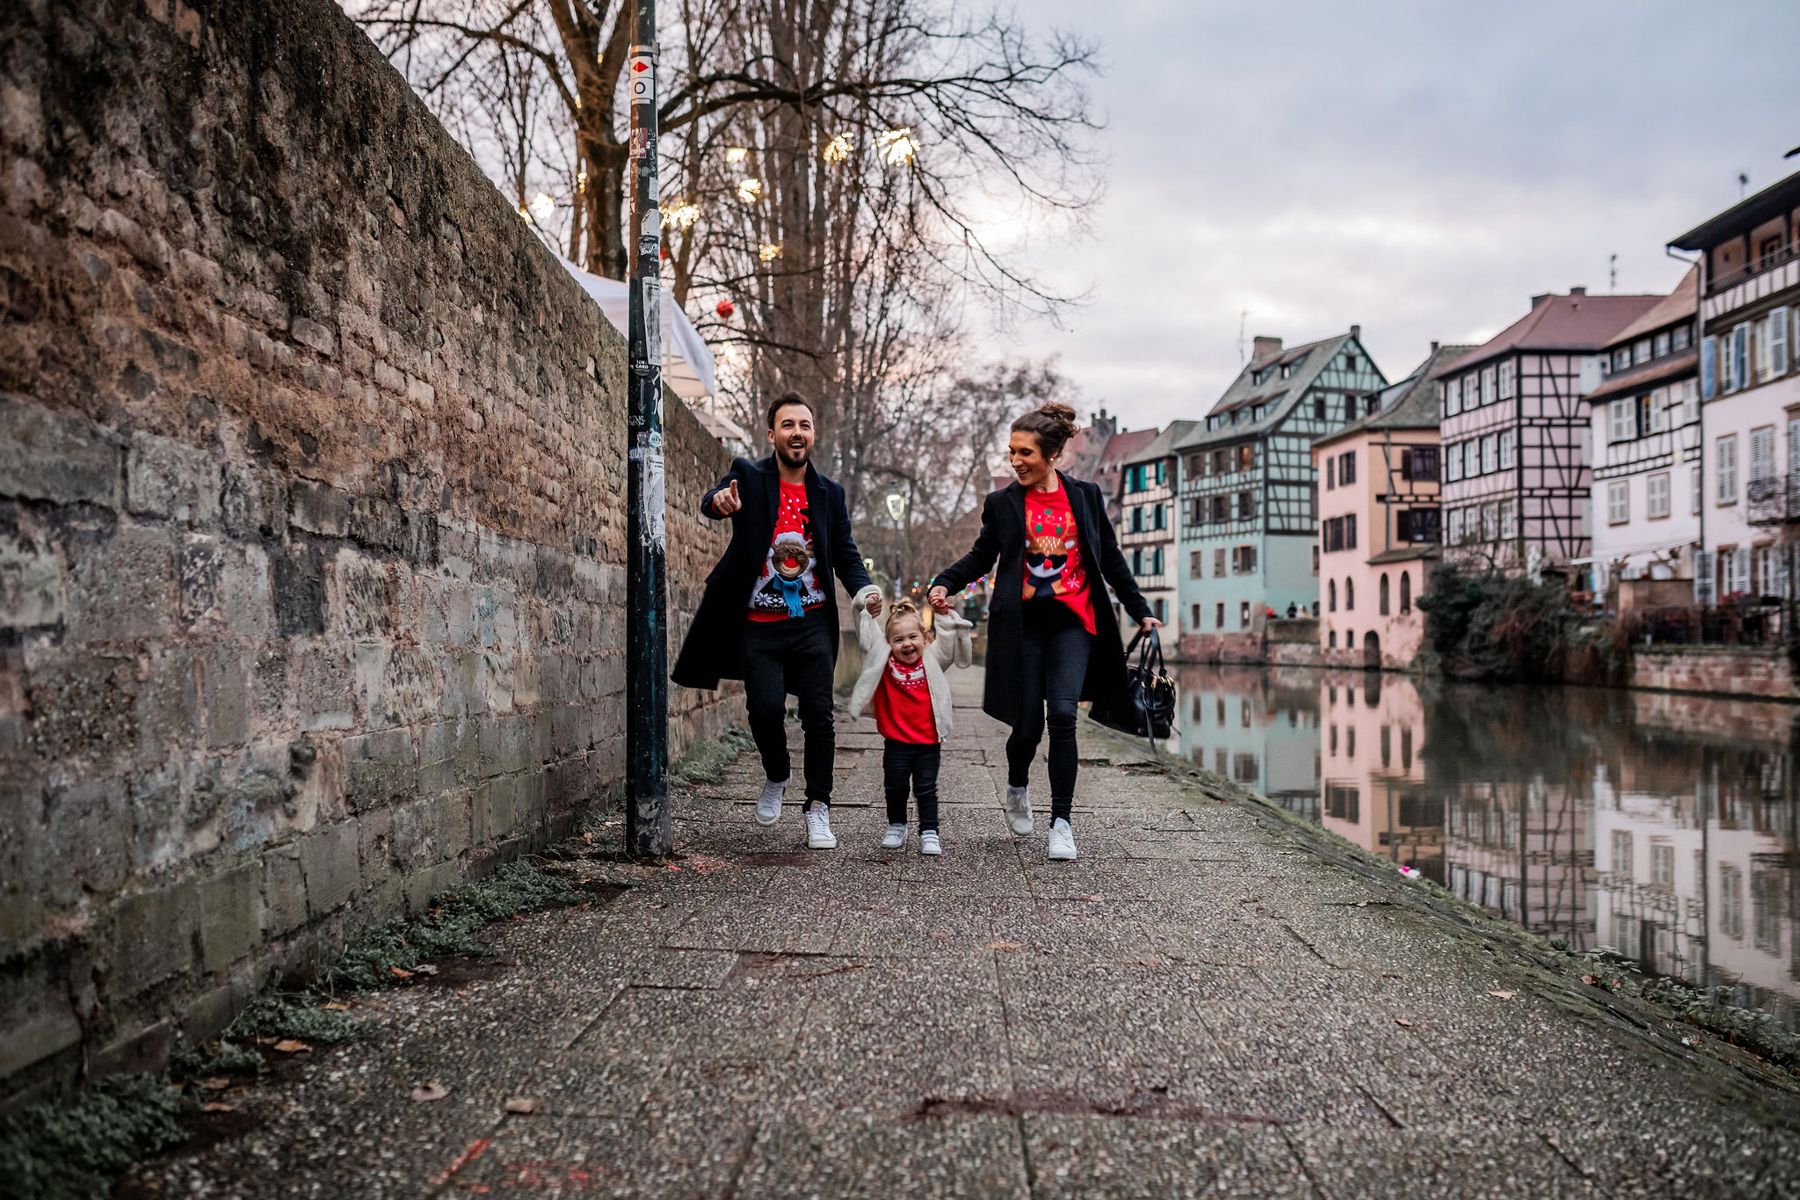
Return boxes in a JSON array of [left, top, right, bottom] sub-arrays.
[[1326, 457, 1335, 489], [1215, 602, 1225, 629], [1402, 446, 1439, 481], [1647, 472, 1670, 519], [1399, 570, 1412, 613], [1447, 508, 1462, 544], [1609, 398, 1635, 443], [1191, 603, 1201, 629], [1154, 504, 1167, 531], [1750, 425, 1776, 496], [1673, 323, 1691, 352], [1482, 503, 1499, 541], [1232, 545, 1257, 574], [1345, 577, 1355, 611], [1702, 335, 1717, 399], [1236, 491, 1256, 520], [1481, 435, 1499, 474], [1345, 513, 1356, 549], [1499, 500, 1516, 539], [1446, 442, 1463, 482], [1612, 830, 1633, 876], [1498, 360, 1513, 399], [1328, 579, 1337, 612], [1716, 434, 1738, 505], [1338, 450, 1356, 486], [1214, 548, 1226, 576], [1190, 549, 1204, 578], [1463, 440, 1477, 478], [1608, 480, 1629, 525], [1328, 629, 1336, 649], [1312, 544, 1320, 575], [1239, 601, 1251, 629], [1379, 573, 1390, 615], [1396, 508, 1441, 543], [1498, 430, 1514, 470]]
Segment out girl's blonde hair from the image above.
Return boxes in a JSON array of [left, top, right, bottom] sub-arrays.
[[884, 597, 933, 639]]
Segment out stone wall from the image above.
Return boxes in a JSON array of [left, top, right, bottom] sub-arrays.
[[0, 0, 739, 1100], [1630, 645, 1796, 702]]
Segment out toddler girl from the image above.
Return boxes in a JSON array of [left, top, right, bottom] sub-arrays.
[[849, 598, 973, 855]]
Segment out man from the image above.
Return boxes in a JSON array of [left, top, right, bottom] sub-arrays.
[[673, 394, 880, 849]]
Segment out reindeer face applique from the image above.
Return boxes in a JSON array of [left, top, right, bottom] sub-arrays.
[[748, 480, 826, 621]]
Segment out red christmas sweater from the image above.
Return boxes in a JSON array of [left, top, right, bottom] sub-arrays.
[[747, 481, 827, 622], [1022, 485, 1096, 634], [871, 656, 937, 744]]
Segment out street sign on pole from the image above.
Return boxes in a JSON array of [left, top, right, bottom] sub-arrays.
[[625, 0, 670, 858]]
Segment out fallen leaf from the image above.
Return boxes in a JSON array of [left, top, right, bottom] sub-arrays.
[[389, 966, 415, 979], [1394, 1017, 1414, 1028], [322, 1002, 350, 1012], [986, 940, 1025, 951], [503, 1096, 540, 1114], [1487, 990, 1517, 1000], [200, 1077, 232, 1092], [412, 964, 440, 977], [1136, 956, 1161, 968], [272, 1039, 311, 1054], [929, 929, 951, 941], [411, 1082, 449, 1102], [1077, 893, 1104, 903], [1581, 974, 1598, 985], [201, 1102, 236, 1114]]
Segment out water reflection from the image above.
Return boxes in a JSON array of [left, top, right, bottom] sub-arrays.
[[1173, 664, 1800, 1028]]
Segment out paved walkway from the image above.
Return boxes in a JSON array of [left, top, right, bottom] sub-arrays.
[[128, 676, 1800, 1198]]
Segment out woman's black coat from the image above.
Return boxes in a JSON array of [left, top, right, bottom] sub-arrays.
[[933, 473, 1152, 729], [672, 455, 873, 690]]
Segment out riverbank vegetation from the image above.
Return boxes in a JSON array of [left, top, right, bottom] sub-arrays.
[[1416, 561, 1630, 684]]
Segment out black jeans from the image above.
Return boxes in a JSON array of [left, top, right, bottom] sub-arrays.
[[1005, 602, 1093, 823], [883, 740, 941, 832], [740, 611, 836, 809]]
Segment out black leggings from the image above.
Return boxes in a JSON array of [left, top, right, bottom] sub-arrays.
[[1005, 603, 1093, 823], [883, 740, 941, 832], [740, 612, 836, 809]]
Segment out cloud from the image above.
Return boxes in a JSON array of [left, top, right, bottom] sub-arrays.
[[992, 0, 1800, 431]]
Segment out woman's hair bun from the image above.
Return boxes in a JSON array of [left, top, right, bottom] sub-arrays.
[[1011, 400, 1080, 457]]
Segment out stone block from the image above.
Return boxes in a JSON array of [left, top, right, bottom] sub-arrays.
[[290, 315, 336, 357], [126, 432, 221, 525], [300, 820, 359, 916], [26, 652, 137, 763], [115, 880, 199, 990], [271, 542, 327, 636], [0, 395, 121, 507], [343, 726, 415, 812], [0, 527, 63, 630], [0, 957, 83, 1080], [67, 525, 177, 643], [391, 799, 436, 871], [295, 642, 354, 731], [433, 790, 472, 861], [261, 843, 306, 936], [202, 642, 251, 747], [473, 776, 516, 845], [199, 862, 261, 971], [135, 646, 198, 757], [288, 479, 349, 538]]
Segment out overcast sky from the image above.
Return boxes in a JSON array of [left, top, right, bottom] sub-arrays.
[[987, 0, 1800, 434]]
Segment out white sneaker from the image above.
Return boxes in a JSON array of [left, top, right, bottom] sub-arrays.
[[881, 823, 907, 850], [1046, 818, 1077, 861], [805, 806, 837, 849], [920, 830, 942, 857], [1005, 785, 1033, 836], [756, 777, 789, 826]]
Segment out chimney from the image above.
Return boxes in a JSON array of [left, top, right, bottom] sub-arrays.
[[1530, 292, 1552, 307], [1252, 335, 1282, 360], [1349, 324, 1361, 341], [1569, 286, 1587, 296], [1430, 340, 1440, 354]]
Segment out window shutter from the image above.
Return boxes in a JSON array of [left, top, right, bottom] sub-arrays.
[[1772, 306, 1790, 376], [1702, 336, 1716, 399], [1734, 324, 1749, 391], [1694, 551, 1714, 605]]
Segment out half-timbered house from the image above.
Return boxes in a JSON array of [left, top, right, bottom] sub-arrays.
[[1174, 330, 1386, 659], [1582, 268, 1701, 603], [1668, 170, 1800, 604], [1116, 421, 1197, 632], [1313, 343, 1473, 669], [1436, 290, 1663, 579]]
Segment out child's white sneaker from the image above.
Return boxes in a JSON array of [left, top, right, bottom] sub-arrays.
[[1005, 785, 1033, 836], [756, 776, 789, 826], [805, 806, 837, 849], [881, 823, 907, 850], [920, 830, 942, 857], [1046, 818, 1077, 861]]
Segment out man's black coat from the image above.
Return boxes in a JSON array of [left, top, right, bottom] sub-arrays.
[[672, 455, 874, 690], [932, 473, 1151, 729]]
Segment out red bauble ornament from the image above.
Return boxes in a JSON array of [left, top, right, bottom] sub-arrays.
[[715, 298, 735, 319]]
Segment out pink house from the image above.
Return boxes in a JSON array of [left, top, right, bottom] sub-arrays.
[[1312, 344, 1472, 669], [1437, 289, 1663, 582]]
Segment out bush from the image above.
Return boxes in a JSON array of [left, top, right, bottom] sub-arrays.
[[1416, 560, 1598, 683]]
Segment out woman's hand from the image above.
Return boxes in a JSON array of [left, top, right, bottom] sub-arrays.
[[928, 585, 952, 613], [1140, 616, 1163, 632]]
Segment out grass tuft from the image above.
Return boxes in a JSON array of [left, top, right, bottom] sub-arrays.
[[0, 1074, 187, 1200]]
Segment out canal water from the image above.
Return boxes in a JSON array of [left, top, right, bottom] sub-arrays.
[[1171, 663, 1800, 1030]]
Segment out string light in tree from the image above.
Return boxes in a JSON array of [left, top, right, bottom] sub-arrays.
[[877, 128, 920, 166], [528, 192, 555, 223], [715, 299, 735, 319], [736, 178, 763, 205], [757, 242, 782, 263], [724, 146, 749, 163], [665, 199, 701, 229], [822, 132, 852, 164]]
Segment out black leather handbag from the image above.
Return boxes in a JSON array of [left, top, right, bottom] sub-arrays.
[[1093, 628, 1178, 748]]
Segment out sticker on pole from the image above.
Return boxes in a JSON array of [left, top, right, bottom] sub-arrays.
[[641, 276, 663, 367], [628, 54, 654, 105]]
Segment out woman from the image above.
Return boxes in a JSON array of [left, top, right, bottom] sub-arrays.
[[928, 402, 1160, 861]]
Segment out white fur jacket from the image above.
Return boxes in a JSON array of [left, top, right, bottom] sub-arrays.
[[847, 605, 975, 739]]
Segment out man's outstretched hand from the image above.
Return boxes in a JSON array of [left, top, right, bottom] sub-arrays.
[[710, 479, 742, 517], [928, 585, 951, 613]]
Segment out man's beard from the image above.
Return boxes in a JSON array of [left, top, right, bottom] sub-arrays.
[[776, 441, 811, 469]]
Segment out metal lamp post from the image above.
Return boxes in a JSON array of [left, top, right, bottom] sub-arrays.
[[624, 0, 670, 858], [884, 486, 907, 601]]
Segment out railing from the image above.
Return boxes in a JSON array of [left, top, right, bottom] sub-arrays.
[[1745, 474, 1800, 525], [1707, 242, 1799, 297], [1629, 602, 1786, 646]]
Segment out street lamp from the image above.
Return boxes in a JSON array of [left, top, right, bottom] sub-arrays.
[[884, 485, 907, 601]]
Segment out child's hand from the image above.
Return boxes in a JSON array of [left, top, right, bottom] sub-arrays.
[[865, 593, 883, 616], [927, 586, 951, 613]]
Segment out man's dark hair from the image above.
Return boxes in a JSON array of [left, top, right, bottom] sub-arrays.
[[767, 393, 814, 429]]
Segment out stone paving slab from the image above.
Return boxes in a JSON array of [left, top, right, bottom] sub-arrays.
[[123, 675, 1800, 1197]]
